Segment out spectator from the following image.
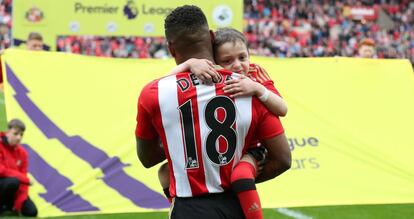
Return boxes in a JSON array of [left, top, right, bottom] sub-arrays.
[[26, 32, 44, 51], [358, 38, 376, 58], [0, 119, 38, 217], [0, 23, 10, 50]]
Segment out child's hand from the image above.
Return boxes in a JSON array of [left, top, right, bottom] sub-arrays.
[[187, 58, 221, 84], [223, 75, 262, 97]]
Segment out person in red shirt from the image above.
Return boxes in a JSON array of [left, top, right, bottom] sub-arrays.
[[0, 119, 37, 217], [136, 5, 291, 219]]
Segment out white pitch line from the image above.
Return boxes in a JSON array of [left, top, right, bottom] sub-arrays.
[[274, 208, 314, 219]]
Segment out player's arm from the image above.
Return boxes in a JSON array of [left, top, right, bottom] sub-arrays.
[[253, 102, 291, 183], [135, 83, 166, 168], [136, 137, 166, 168], [167, 58, 220, 83], [224, 75, 288, 117], [255, 133, 291, 183]]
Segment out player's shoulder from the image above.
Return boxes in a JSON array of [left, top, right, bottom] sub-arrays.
[[141, 75, 169, 93], [139, 78, 161, 107]]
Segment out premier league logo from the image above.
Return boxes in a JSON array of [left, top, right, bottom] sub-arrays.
[[123, 0, 138, 20]]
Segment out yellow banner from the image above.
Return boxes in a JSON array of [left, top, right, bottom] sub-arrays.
[[2, 49, 414, 217], [12, 0, 242, 50]]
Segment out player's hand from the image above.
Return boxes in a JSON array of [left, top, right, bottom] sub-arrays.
[[256, 156, 266, 176], [247, 146, 267, 176], [188, 59, 221, 84], [223, 75, 261, 97]]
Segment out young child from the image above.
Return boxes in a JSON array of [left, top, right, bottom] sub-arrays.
[[159, 27, 287, 219]]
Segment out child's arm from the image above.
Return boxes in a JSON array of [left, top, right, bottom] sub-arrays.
[[223, 75, 288, 117], [167, 58, 220, 83]]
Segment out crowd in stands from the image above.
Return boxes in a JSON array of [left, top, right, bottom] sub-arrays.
[[56, 36, 169, 58], [0, 0, 413, 65], [0, 0, 11, 51], [244, 0, 414, 63]]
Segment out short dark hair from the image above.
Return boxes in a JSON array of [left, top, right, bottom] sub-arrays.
[[8, 119, 25, 132], [27, 32, 43, 41], [164, 5, 208, 43], [214, 27, 247, 51]]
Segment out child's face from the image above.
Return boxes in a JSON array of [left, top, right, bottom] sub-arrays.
[[215, 40, 250, 75], [5, 128, 24, 146]]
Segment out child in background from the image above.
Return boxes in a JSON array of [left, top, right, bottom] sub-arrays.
[[160, 27, 287, 219]]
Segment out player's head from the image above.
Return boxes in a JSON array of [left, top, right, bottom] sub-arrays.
[[5, 119, 25, 146], [214, 28, 250, 75], [26, 32, 44, 51], [164, 5, 215, 65], [358, 38, 376, 58]]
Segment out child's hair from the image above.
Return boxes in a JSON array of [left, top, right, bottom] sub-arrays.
[[213, 27, 248, 52], [358, 38, 375, 48], [8, 118, 26, 132], [27, 32, 43, 41]]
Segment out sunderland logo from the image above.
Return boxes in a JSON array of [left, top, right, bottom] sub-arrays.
[[25, 6, 44, 23], [123, 0, 138, 19]]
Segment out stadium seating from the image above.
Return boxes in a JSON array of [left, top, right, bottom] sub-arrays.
[[0, 0, 412, 66]]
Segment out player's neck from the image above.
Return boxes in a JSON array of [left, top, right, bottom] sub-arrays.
[[176, 53, 215, 65]]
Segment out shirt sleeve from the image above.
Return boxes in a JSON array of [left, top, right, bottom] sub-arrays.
[[253, 64, 282, 97], [254, 98, 285, 140], [135, 81, 159, 140], [0, 149, 30, 184], [13, 147, 29, 212]]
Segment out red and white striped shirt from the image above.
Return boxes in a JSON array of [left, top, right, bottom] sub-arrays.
[[136, 69, 284, 198]]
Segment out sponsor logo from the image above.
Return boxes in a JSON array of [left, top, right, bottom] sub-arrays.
[[107, 22, 118, 32], [143, 23, 154, 33], [212, 5, 233, 26], [25, 6, 44, 23], [74, 1, 173, 19], [248, 202, 260, 212], [69, 21, 80, 32], [123, 0, 138, 20]]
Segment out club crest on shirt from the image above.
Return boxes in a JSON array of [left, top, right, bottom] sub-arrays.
[[16, 159, 22, 166], [187, 157, 198, 168], [218, 154, 227, 165]]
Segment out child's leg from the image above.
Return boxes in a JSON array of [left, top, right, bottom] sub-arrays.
[[231, 154, 263, 219], [158, 162, 172, 202]]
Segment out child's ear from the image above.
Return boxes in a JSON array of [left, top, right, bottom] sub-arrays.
[[167, 42, 176, 57]]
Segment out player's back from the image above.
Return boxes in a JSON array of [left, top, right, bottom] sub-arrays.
[[141, 69, 281, 198]]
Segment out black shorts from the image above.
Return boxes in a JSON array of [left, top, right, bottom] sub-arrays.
[[170, 191, 245, 219]]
